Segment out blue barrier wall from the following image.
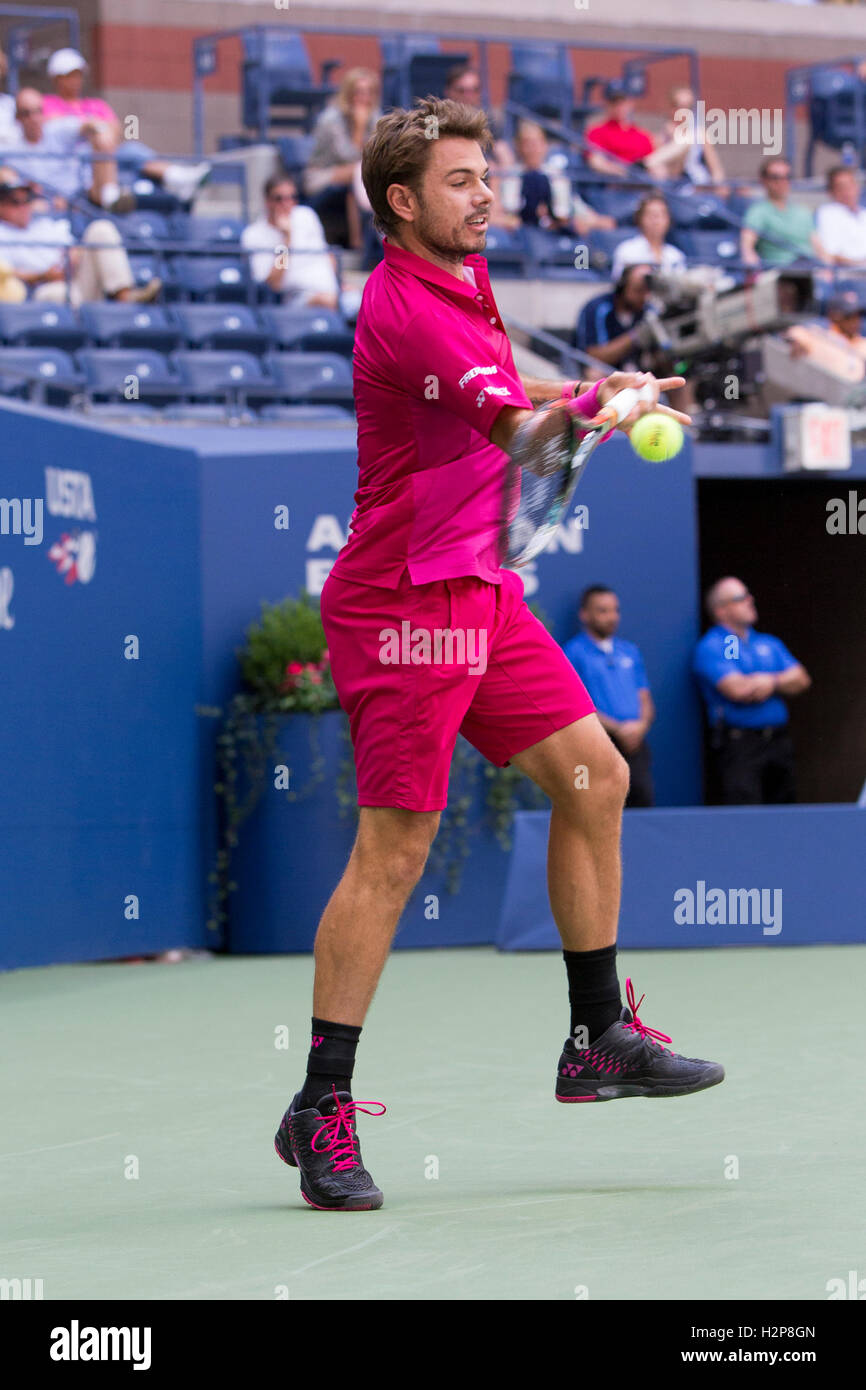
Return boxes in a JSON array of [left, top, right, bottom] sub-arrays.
[[498, 805, 866, 949], [0, 401, 747, 967]]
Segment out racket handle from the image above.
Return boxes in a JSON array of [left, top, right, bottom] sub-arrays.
[[594, 381, 656, 427]]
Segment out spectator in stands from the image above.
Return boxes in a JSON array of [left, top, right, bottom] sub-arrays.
[[653, 85, 727, 190], [786, 286, 866, 372], [0, 168, 161, 304], [585, 81, 667, 179], [563, 585, 656, 807], [693, 577, 811, 805], [40, 49, 210, 208], [305, 68, 381, 249], [610, 194, 687, 281], [443, 65, 513, 168], [241, 172, 339, 309], [575, 264, 653, 371], [490, 120, 615, 235], [6, 88, 121, 211], [816, 166, 866, 267], [0, 47, 15, 140], [741, 157, 828, 267]]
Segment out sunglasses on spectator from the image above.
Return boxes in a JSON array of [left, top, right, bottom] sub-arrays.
[[0, 187, 35, 204], [16, 106, 42, 117], [452, 82, 481, 94], [269, 191, 297, 202], [764, 171, 790, 180], [723, 591, 752, 602]]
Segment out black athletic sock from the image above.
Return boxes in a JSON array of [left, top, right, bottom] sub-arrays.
[[297, 1017, 361, 1110], [563, 944, 622, 1045]]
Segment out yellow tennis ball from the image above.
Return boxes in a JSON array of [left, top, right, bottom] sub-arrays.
[[629, 412, 684, 461]]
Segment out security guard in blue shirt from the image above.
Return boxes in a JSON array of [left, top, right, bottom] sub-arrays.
[[563, 585, 656, 807], [693, 577, 811, 804]]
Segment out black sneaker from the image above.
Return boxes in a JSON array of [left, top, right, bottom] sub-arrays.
[[556, 977, 724, 1102], [274, 1087, 385, 1210]]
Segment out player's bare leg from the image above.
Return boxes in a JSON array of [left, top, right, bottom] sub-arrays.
[[274, 806, 439, 1210], [513, 712, 724, 1103], [312, 806, 441, 1024], [511, 713, 628, 951]]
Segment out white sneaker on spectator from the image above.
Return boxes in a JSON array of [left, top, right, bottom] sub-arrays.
[[161, 162, 211, 203]]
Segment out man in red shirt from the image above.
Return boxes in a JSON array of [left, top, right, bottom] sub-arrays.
[[273, 96, 723, 1213], [585, 81, 664, 179]]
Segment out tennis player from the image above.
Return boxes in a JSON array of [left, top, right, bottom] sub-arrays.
[[275, 97, 724, 1211]]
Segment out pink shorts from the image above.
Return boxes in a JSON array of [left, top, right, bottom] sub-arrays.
[[321, 567, 595, 811]]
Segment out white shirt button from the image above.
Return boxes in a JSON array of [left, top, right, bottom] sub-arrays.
[[489, 316, 497, 325]]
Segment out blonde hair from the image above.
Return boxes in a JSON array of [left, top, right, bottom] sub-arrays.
[[336, 68, 380, 117]]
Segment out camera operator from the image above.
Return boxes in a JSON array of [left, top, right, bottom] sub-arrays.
[[575, 263, 695, 412]]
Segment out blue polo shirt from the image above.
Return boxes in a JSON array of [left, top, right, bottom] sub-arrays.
[[563, 632, 649, 721], [693, 625, 796, 728]]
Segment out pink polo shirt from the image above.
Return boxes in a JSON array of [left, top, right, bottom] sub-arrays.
[[42, 94, 117, 125], [332, 238, 532, 588]]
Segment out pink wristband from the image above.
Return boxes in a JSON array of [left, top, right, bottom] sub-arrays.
[[563, 379, 616, 440]]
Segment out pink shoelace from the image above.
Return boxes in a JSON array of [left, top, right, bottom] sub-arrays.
[[623, 977, 673, 1049], [311, 1089, 387, 1173]]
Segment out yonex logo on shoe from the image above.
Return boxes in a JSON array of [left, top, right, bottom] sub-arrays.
[[311, 1036, 323, 1047]]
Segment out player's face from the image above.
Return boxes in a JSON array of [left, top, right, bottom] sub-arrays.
[[583, 594, 620, 638], [413, 138, 492, 259]]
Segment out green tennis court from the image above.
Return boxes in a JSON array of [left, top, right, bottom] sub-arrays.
[[1, 945, 861, 1301]]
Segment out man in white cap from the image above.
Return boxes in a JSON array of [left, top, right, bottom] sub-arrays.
[[41, 47, 210, 207]]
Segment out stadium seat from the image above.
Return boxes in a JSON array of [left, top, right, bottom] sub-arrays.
[[241, 29, 338, 138], [169, 256, 249, 302], [522, 227, 598, 280], [586, 226, 636, 272], [258, 306, 354, 357], [507, 42, 593, 130], [75, 348, 182, 403], [258, 404, 352, 422], [0, 303, 85, 350], [675, 230, 741, 264], [481, 225, 530, 276], [171, 349, 273, 402], [0, 347, 83, 401], [581, 186, 644, 225], [79, 303, 182, 351], [666, 190, 735, 231], [115, 210, 172, 245], [806, 67, 863, 173], [262, 351, 353, 404], [276, 135, 316, 177], [177, 215, 245, 246], [128, 251, 172, 291], [380, 36, 470, 109], [173, 304, 271, 353]]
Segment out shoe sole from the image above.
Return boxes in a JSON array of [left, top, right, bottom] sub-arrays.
[[274, 1134, 383, 1211], [556, 1067, 725, 1102]]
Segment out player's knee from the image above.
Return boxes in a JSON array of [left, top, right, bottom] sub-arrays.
[[604, 744, 631, 807]]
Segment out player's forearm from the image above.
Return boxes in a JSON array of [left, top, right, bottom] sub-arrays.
[[519, 375, 593, 406]]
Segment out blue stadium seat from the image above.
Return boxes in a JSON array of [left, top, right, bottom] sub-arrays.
[[667, 190, 735, 231], [276, 135, 315, 177], [0, 303, 85, 350], [522, 227, 598, 280], [241, 29, 338, 137], [173, 304, 270, 353], [258, 404, 352, 422], [128, 252, 172, 291], [586, 226, 636, 272], [115, 210, 172, 245], [258, 305, 354, 357], [380, 37, 470, 108], [482, 225, 530, 276], [0, 347, 83, 401], [675, 230, 741, 264], [79, 303, 181, 351], [75, 348, 182, 402], [263, 351, 353, 404], [169, 256, 249, 302], [176, 215, 245, 245], [807, 67, 863, 172], [507, 42, 592, 128], [581, 186, 644, 225], [171, 349, 272, 400]]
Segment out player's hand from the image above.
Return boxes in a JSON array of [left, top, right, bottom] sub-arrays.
[[616, 720, 645, 754], [593, 371, 692, 429], [747, 674, 776, 703]]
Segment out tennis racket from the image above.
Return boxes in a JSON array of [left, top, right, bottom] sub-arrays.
[[499, 383, 655, 568]]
